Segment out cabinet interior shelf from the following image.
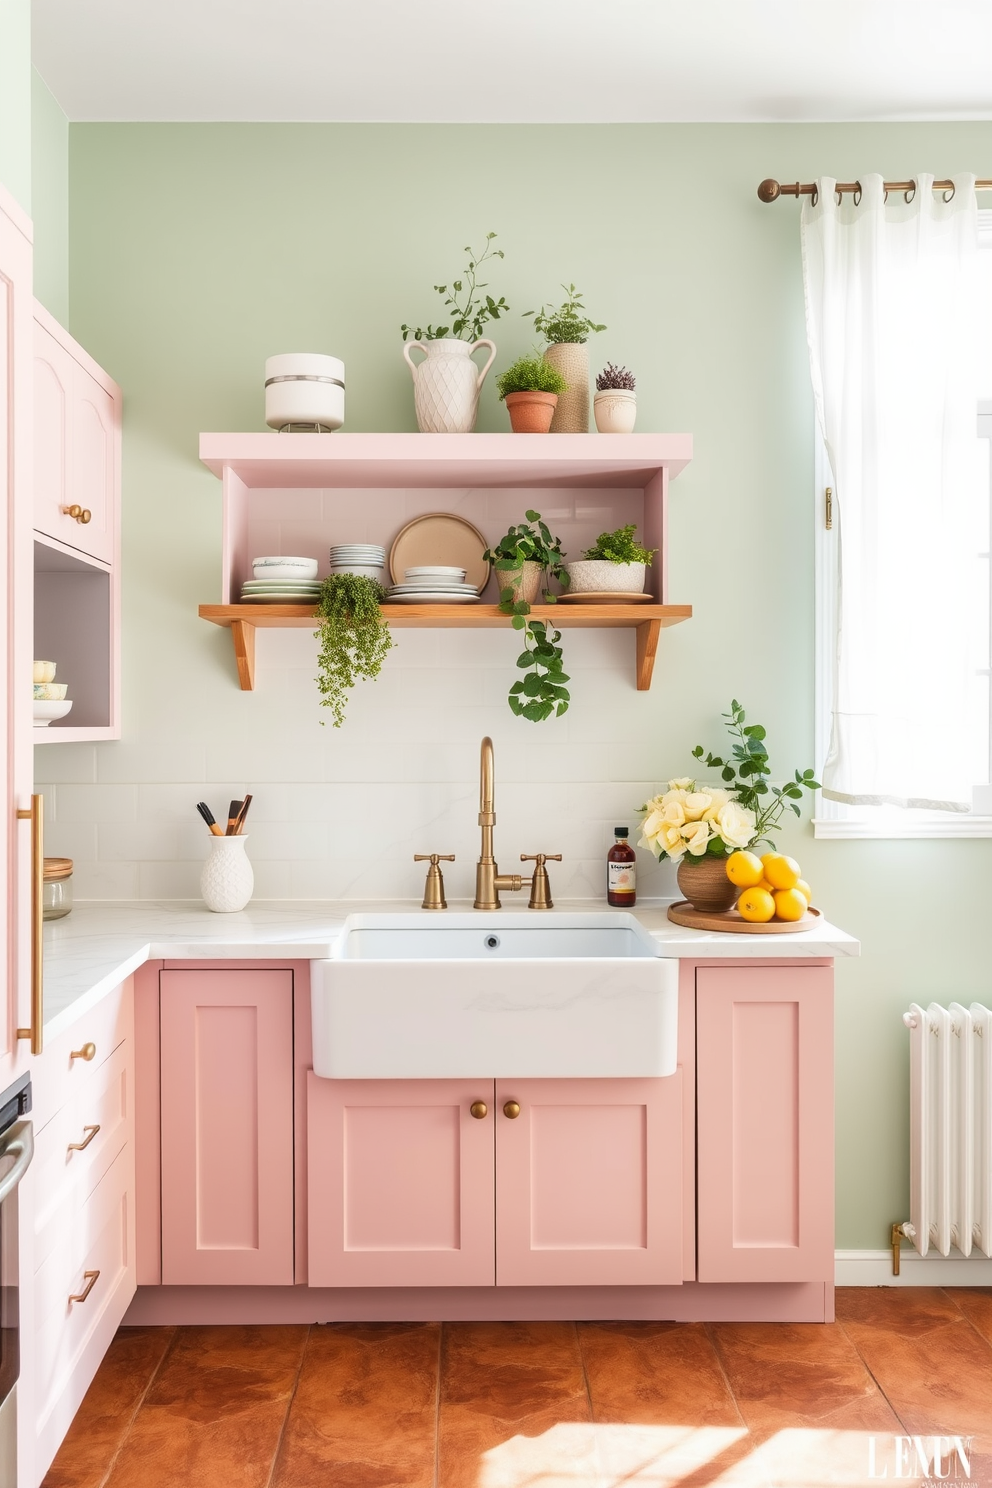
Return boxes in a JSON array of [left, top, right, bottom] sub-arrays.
[[199, 602, 692, 693]]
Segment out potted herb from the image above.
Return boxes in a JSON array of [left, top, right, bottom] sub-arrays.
[[313, 574, 393, 727], [566, 524, 656, 595], [495, 355, 567, 434], [594, 363, 637, 433], [401, 232, 508, 434], [524, 284, 606, 433], [484, 510, 571, 721]]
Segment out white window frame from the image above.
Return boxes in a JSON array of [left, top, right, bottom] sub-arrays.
[[813, 210, 992, 840]]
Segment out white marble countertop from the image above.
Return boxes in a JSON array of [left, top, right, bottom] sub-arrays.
[[42, 899, 859, 1038]]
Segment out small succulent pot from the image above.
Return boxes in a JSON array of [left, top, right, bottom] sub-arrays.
[[565, 558, 646, 594], [594, 389, 637, 434], [504, 391, 558, 434], [495, 560, 544, 605], [676, 855, 738, 914], [200, 835, 254, 913]]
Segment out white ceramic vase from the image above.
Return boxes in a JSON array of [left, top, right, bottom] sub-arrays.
[[594, 389, 637, 434], [200, 835, 254, 913], [402, 337, 497, 434], [543, 343, 589, 433]]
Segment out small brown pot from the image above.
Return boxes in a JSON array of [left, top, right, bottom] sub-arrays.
[[676, 855, 738, 913], [504, 390, 558, 434], [497, 560, 544, 605]]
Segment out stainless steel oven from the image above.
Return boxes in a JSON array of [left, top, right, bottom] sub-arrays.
[[0, 1073, 33, 1486]]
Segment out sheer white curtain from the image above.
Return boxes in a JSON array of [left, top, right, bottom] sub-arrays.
[[802, 173, 985, 810]]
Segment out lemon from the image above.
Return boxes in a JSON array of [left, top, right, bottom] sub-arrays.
[[774, 887, 808, 921], [795, 878, 812, 904], [738, 886, 776, 922], [761, 853, 801, 891], [757, 879, 775, 892], [726, 850, 764, 888]]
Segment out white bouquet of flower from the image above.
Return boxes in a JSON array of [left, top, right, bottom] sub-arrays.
[[638, 778, 756, 863]]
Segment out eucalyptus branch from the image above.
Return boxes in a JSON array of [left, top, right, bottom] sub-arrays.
[[690, 699, 820, 848]]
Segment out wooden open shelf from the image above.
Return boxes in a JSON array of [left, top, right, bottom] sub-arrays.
[[199, 602, 692, 693]]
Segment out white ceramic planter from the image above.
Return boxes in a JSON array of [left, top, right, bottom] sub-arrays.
[[543, 343, 589, 433], [200, 835, 254, 913], [565, 559, 646, 594], [402, 337, 497, 434], [594, 389, 637, 433], [264, 353, 345, 431]]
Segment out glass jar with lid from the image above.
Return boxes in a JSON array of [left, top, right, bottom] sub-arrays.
[[42, 857, 73, 920]]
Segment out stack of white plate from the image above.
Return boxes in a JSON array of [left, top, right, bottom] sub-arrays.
[[329, 544, 386, 581], [242, 555, 322, 604], [387, 565, 481, 604]]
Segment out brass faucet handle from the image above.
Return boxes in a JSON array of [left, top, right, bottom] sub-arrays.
[[521, 853, 562, 911], [414, 854, 454, 911]]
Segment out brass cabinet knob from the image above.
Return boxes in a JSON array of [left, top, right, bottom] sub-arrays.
[[503, 1100, 521, 1119], [469, 1101, 488, 1120], [61, 505, 92, 524], [79, 508, 92, 523], [70, 1042, 97, 1063]]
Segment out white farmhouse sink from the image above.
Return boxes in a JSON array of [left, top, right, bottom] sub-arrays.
[[311, 912, 678, 1080]]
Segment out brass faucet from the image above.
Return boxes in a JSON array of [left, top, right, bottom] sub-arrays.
[[474, 737, 523, 909]]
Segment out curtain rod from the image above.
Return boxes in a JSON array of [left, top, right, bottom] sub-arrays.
[[758, 177, 992, 203]]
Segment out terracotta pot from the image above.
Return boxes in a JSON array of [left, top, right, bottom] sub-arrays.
[[495, 560, 543, 605], [504, 390, 558, 434], [543, 342, 589, 432], [675, 855, 738, 913]]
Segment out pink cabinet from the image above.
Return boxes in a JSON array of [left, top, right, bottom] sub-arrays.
[[159, 969, 294, 1285], [695, 964, 834, 1284], [307, 1075, 496, 1287], [495, 1076, 683, 1286]]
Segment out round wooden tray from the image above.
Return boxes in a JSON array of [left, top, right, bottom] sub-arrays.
[[667, 901, 822, 934]]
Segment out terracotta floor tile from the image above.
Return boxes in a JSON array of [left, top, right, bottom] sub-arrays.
[[579, 1320, 742, 1428], [42, 1327, 176, 1488], [103, 1325, 307, 1488], [438, 1321, 594, 1488], [835, 1285, 964, 1337], [271, 1322, 440, 1488], [946, 1286, 992, 1345], [709, 1322, 901, 1433]]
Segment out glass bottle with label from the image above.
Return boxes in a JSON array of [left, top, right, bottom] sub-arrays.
[[607, 827, 636, 907]]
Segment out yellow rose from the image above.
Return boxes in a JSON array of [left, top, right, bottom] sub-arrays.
[[683, 791, 714, 822], [701, 787, 732, 822], [661, 823, 689, 858], [668, 777, 695, 792], [681, 819, 712, 855], [716, 801, 756, 850], [661, 798, 687, 827]]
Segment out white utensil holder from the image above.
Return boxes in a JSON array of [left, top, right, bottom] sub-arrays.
[[200, 835, 254, 913]]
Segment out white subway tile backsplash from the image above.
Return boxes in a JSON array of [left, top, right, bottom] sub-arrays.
[[55, 783, 139, 824]]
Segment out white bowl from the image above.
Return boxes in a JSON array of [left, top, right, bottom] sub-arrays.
[[329, 564, 385, 581], [252, 557, 319, 580], [33, 683, 68, 700], [33, 660, 57, 684], [33, 700, 72, 726]]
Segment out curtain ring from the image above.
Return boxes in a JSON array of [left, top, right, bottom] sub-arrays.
[[883, 189, 888, 203], [834, 187, 843, 206], [904, 182, 916, 204], [943, 184, 955, 202], [853, 181, 862, 206], [811, 184, 818, 207]]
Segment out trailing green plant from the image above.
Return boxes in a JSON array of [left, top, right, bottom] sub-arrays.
[[690, 699, 820, 847], [524, 284, 606, 344], [400, 232, 509, 343], [313, 574, 392, 728], [596, 363, 636, 391], [495, 355, 567, 400], [484, 510, 571, 722], [582, 524, 656, 565]]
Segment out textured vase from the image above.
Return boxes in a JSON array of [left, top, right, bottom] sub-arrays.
[[543, 343, 589, 433], [594, 390, 637, 433], [676, 855, 738, 913], [402, 337, 497, 434], [565, 559, 646, 594], [496, 560, 543, 605], [504, 390, 558, 434], [200, 835, 254, 913]]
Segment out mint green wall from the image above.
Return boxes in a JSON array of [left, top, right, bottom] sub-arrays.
[[31, 68, 69, 322], [64, 121, 992, 1250], [0, 0, 31, 210]]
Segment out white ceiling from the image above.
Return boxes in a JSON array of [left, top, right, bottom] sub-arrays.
[[33, 0, 992, 123]]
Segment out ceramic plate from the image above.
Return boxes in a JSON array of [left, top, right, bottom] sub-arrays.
[[240, 592, 321, 604], [386, 591, 482, 604], [556, 590, 655, 603], [389, 513, 490, 592]]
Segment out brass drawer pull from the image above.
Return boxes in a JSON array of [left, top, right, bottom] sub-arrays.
[[503, 1100, 521, 1119], [61, 504, 92, 524], [67, 1124, 100, 1154], [469, 1101, 488, 1120], [69, 1269, 100, 1305], [15, 794, 43, 1055], [70, 1043, 96, 1063]]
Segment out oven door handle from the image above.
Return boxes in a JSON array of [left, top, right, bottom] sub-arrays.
[[0, 1121, 34, 1203]]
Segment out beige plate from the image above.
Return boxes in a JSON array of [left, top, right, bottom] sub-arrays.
[[389, 513, 490, 593], [667, 901, 822, 934], [556, 591, 654, 604]]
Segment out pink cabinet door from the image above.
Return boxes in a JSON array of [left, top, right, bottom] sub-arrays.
[[495, 1076, 683, 1286], [696, 964, 834, 1283], [159, 969, 294, 1285], [307, 1074, 496, 1287], [33, 321, 72, 544]]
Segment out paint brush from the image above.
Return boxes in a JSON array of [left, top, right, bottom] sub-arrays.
[[196, 801, 223, 837]]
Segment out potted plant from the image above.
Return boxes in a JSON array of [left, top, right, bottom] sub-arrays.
[[566, 524, 656, 594], [495, 355, 567, 434], [594, 363, 637, 433], [637, 700, 820, 910], [484, 510, 571, 721], [524, 284, 606, 433], [401, 232, 509, 434], [313, 574, 393, 727]]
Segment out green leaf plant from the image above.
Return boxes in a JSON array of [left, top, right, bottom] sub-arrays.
[[483, 510, 571, 722], [313, 574, 393, 728], [495, 355, 568, 399], [690, 699, 821, 848], [400, 232, 509, 343], [524, 284, 606, 345], [582, 523, 656, 565]]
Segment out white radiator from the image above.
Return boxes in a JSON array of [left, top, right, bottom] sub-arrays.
[[902, 1002, 992, 1258]]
